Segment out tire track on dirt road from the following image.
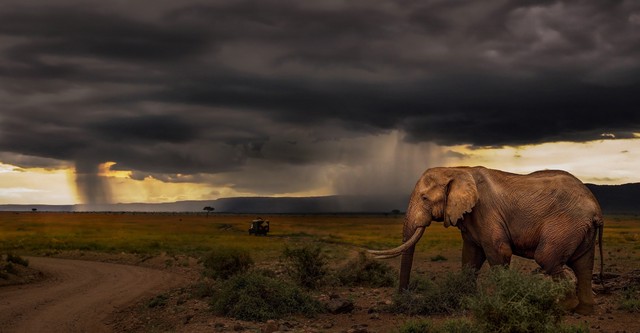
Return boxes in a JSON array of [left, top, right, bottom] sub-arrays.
[[0, 257, 185, 333]]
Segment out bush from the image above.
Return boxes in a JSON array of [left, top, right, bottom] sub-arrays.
[[202, 248, 253, 280], [190, 280, 217, 299], [467, 267, 573, 333], [619, 285, 640, 312], [282, 244, 328, 289], [336, 252, 396, 287], [148, 294, 169, 308], [3, 262, 16, 274], [398, 319, 434, 333], [7, 254, 29, 267], [390, 268, 477, 315], [430, 254, 448, 262], [439, 319, 483, 333], [212, 270, 323, 321]]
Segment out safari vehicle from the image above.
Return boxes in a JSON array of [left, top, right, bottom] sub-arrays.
[[248, 218, 270, 236]]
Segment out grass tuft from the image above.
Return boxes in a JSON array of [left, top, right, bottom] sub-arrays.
[[212, 270, 323, 321], [390, 267, 477, 315], [282, 244, 329, 289], [190, 280, 217, 299], [336, 252, 396, 287], [398, 319, 434, 333], [6, 254, 29, 266], [148, 294, 169, 308], [619, 285, 640, 312], [467, 267, 573, 333], [430, 254, 448, 262], [202, 248, 253, 280], [398, 268, 586, 333]]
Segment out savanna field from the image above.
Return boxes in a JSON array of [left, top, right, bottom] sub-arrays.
[[1, 212, 639, 332]]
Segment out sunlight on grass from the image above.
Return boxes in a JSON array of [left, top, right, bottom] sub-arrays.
[[0, 212, 637, 270]]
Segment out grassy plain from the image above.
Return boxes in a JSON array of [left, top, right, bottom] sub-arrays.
[[0, 212, 638, 271]]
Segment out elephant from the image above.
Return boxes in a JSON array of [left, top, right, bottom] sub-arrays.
[[369, 166, 604, 315]]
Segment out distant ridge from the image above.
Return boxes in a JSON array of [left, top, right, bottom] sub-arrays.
[[586, 183, 640, 215], [1, 184, 638, 214], [0, 195, 407, 214]]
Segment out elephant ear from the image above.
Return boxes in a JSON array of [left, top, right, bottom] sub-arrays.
[[444, 170, 478, 227]]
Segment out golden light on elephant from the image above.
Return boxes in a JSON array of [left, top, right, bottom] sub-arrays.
[[369, 166, 604, 315]]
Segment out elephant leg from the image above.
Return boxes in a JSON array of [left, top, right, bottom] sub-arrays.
[[484, 241, 512, 267], [462, 240, 486, 272], [567, 250, 595, 315], [534, 246, 582, 313]]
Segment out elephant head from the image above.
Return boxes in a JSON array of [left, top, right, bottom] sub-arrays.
[[369, 167, 478, 290]]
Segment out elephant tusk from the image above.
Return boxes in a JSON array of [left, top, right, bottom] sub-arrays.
[[368, 227, 425, 259], [370, 253, 402, 259]]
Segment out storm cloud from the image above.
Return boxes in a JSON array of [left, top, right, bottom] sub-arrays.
[[1, 0, 639, 202]]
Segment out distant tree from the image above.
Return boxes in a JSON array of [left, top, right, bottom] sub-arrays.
[[391, 209, 401, 215], [203, 206, 215, 216], [31, 208, 37, 212]]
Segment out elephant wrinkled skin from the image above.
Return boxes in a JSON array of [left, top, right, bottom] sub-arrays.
[[369, 166, 604, 315]]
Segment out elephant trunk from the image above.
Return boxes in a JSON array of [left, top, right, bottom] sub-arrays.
[[368, 197, 430, 290], [399, 245, 415, 290]]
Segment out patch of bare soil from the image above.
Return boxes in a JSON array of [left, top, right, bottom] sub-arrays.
[[0, 257, 44, 288], [0, 257, 186, 333]]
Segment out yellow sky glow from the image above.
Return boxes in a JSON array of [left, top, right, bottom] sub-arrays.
[[0, 138, 638, 204]]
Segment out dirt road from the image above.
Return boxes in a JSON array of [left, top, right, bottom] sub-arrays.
[[0, 257, 185, 333]]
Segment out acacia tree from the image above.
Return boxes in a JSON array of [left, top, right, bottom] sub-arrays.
[[203, 206, 215, 216]]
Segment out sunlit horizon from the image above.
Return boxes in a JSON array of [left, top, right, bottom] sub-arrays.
[[1, 136, 638, 205]]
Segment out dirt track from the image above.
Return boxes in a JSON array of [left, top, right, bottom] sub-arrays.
[[0, 257, 184, 333]]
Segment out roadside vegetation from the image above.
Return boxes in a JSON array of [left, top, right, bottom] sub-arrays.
[[1, 212, 639, 330], [395, 267, 587, 333], [0, 253, 29, 280]]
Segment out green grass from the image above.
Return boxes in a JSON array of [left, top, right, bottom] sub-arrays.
[[212, 269, 324, 321], [282, 244, 330, 289], [467, 267, 573, 333], [202, 248, 254, 280], [0, 212, 465, 256], [335, 251, 397, 287], [619, 285, 640, 312], [389, 267, 477, 315], [1, 212, 638, 272]]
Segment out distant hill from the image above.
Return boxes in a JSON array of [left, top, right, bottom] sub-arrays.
[[0, 195, 408, 214], [1, 183, 638, 214], [586, 183, 640, 215]]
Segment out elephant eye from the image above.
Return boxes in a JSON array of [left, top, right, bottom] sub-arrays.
[[421, 194, 428, 201]]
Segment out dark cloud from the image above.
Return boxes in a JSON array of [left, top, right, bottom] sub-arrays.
[[0, 0, 639, 200]]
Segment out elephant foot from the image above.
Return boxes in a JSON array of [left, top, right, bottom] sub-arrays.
[[573, 302, 594, 315], [559, 293, 579, 313]]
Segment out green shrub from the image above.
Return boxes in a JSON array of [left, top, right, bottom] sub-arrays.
[[336, 252, 396, 287], [202, 248, 253, 280], [212, 270, 323, 321], [438, 319, 482, 333], [467, 267, 572, 333], [3, 262, 16, 274], [398, 319, 434, 333], [191, 280, 217, 299], [282, 244, 328, 289], [430, 254, 448, 262], [148, 294, 169, 308], [390, 268, 477, 315], [7, 254, 29, 267], [619, 285, 640, 312], [554, 323, 590, 333]]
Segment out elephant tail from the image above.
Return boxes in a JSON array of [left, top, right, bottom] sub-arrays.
[[595, 216, 605, 288]]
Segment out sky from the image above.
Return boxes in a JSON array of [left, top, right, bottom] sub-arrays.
[[0, 0, 639, 205]]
